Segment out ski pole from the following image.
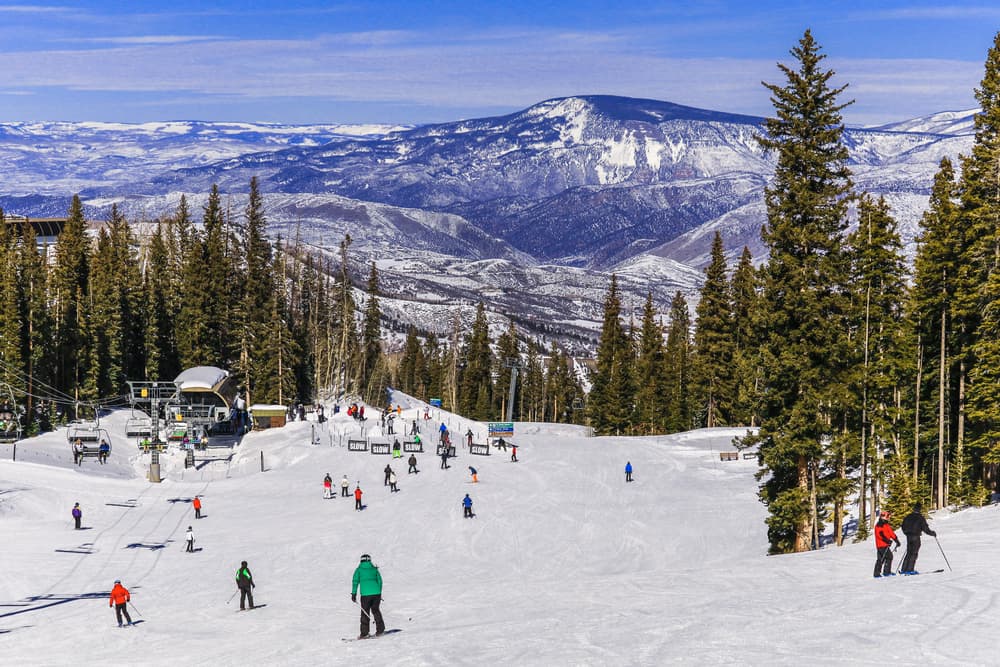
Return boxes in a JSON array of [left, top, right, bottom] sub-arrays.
[[128, 601, 142, 618], [934, 535, 953, 572], [895, 548, 908, 575], [227, 590, 239, 604]]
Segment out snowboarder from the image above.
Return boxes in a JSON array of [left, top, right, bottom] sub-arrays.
[[511, 444, 518, 462], [109, 579, 132, 627], [324, 474, 333, 499], [185, 526, 195, 552], [341, 475, 350, 497], [351, 554, 385, 638], [72, 502, 82, 530], [463, 493, 474, 518], [193, 495, 203, 519], [873, 510, 901, 578], [408, 454, 419, 474], [900, 503, 936, 574], [469, 466, 478, 483], [388, 470, 398, 493], [440, 449, 450, 469], [625, 461, 633, 483], [236, 560, 256, 610], [384, 464, 392, 486], [98, 439, 110, 464], [354, 485, 364, 511], [392, 439, 402, 458]]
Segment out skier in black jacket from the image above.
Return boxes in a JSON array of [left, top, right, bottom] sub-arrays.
[[236, 560, 256, 610], [899, 503, 936, 574]]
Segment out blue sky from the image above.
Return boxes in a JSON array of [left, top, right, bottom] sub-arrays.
[[0, 1, 996, 125]]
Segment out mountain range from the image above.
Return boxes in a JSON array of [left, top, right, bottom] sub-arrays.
[[0, 96, 977, 351]]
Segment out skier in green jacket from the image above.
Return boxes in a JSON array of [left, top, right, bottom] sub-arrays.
[[351, 554, 385, 638]]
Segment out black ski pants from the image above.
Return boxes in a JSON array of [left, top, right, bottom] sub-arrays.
[[239, 586, 254, 610], [114, 603, 132, 626], [626, 471, 632, 482], [342, 486, 349, 497], [901, 535, 922, 572], [408, 464, 418, 474], [360, 594, 384, 636], [464, 506, 473, 518], [874, 546, 894, 577], [74, 515, 81, 529]]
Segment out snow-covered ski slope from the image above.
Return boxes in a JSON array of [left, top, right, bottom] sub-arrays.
[[1, 403, 997, 666]]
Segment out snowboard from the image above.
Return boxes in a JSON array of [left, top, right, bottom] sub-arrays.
[[342, 628, 402, 642]]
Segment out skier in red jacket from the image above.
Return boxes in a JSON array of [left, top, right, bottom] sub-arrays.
[[873, 510, 901, 578], [109, 579, 133, 627]]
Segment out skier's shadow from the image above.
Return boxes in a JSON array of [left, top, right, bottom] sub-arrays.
[[125, 541, 169, 550]]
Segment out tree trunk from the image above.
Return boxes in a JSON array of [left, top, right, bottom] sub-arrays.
[[796, 454, 812, 552], [914, 337, 922, 483]]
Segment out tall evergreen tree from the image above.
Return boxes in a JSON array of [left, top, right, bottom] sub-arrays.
[[359, 262, 383, 402], [692, 232, 735, 428], [729, 247, 762, 426], [51, 195, 91, 402], [753, 30, 855, 553], [632, 292, 668, 433], [459, 302, 493, 420], [587, 274, 634, 434], [663, 291, 693, 433]]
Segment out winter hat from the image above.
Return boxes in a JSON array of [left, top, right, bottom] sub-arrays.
[[879, 510, 890, 519], [914, 502, 922, 512], [360, 554, 371, 562], [114, 579, 121, 583], [241, 561, 247, 567]]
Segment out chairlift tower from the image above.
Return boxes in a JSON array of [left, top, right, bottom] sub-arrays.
[[126, 381, 180, 443]]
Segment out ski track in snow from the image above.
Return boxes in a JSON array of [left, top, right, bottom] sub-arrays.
[[1, 408, 998, 665]]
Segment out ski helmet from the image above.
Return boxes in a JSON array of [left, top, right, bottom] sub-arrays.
[[360, 554, 371, 562], [114, 579, 121, 584]]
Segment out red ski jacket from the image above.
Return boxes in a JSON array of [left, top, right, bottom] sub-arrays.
[[874, 519, 899, 548], [109, 583, 130, 606]]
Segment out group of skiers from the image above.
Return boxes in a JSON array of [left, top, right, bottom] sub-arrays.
[[873, 503, 939, 577]]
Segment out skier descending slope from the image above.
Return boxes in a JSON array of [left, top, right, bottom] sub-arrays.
[[236, 561, 256, 610], [109, 579, 133, 627], [873, 511, 901, 578], [351, 554, 385, 638]]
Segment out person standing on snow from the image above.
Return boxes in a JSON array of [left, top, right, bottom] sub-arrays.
[[900, 503, 936, 574], [873, 510, 901, 578], [236, 560, 256, 610], [384, 464, 392, 486], [465, 428, 473, 448], [324, 474, 333, 499], [185, 526, 195, 552], [109, 579, 133, 627], [351, 554, 385, 638], [407, 454, 419, 474], [341, 474, 350, 497], [354, 485, 364, 511], [388, 470, 399, 493], [440, 449, 450, 469], [625, 461, 633, 483], [72, 502, 82, 529], [511, 444, 518, 462], [463, 494, 474, 518], [193, 495, 203, 519]]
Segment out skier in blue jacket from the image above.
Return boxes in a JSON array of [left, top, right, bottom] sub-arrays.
[[625, 461, 633, 483], [463, 494, 473, 518]]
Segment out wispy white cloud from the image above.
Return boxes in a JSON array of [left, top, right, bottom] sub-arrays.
[[73, 35, 226, 45], [852, 5, 1000, 20], [0, 4, 70, 12]]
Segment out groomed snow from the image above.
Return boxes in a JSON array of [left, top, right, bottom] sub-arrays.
[[0, 401, 995, 666]]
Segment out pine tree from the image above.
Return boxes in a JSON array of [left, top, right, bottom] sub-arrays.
[[587, 274, 634, 434], [909, 158, 963, 507], [663, 291, 693, 433], [15, 220, 52, 418], [241, 177, 275, 401], [632, 292, 668, 433], [729, 247, 762, 426], [959, 33, 1000, 503], [143, 223, 178, 379], [459, 303, 493, 420], [359, 263, 382, 402], [753, 30, 855, 553], [0, 216, 22, 388], [521, 339, 546, 421], [51, 195, 91, 402], [692, 232, 735, 428], [495, 320, 520, 420]]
